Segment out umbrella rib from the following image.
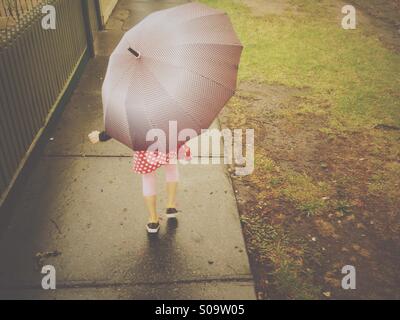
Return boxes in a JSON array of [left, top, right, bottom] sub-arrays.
[[144, 55, 236, 93], [140, 62, 203, 132]]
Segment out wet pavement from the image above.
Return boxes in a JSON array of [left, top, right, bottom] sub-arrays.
[[0, 0, 255, 300]]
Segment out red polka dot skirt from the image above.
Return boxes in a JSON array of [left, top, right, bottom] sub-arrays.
[[133, 145, 191, 174]]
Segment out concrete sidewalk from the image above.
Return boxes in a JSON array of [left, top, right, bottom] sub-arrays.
[[0, 0, 256, 300]]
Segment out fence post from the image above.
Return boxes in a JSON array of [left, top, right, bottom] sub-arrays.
[[94, 0, 104, 30], [81, 0, 95, 57]]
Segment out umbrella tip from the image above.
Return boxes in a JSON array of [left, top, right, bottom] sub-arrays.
[[128, 47, 141, 59]]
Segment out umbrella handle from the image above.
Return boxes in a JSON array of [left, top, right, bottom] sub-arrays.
[[128, 47, 141, 59]]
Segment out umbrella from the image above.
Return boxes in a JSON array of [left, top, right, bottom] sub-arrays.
[[102, 2, 243, 152]]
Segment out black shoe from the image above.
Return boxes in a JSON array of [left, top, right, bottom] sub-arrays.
[[146, 222, 160, 234], [166, 208, 179, 219]]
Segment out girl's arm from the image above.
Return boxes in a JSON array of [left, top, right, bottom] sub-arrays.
[[88, 130, 112, 144]]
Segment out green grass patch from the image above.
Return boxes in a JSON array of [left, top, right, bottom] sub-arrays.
[[368, 162, 400, 202], [200, 0, 400, 129], [282, 171, 332, 216]]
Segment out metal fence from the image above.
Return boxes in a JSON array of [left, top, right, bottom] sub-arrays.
[[0, 0, 44, 16], [0, 0, 44, 31], [0, 0, 96, 202]]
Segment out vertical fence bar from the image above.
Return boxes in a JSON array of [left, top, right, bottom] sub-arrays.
[[10, 27, 42, 137], [55, 0, 70, 88], [30, 13, 53, 117], [38, 2, 60, 104], [62, 0, 76, 78], [0, 58, 20, 180], [2, 42, 33, 150], [18, 14, 46, 126], [23, 13, 47, 121]]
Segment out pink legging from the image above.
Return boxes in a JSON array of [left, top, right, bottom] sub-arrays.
[[142, 164, 179, 197]]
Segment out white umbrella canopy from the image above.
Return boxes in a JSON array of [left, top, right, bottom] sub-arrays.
[[102, 2, 243, 152]]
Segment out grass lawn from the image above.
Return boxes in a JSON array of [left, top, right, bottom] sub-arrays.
[[200, 0, 400, 299], [201, 0, 400, 129]]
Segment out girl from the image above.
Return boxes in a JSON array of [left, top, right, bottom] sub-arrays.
[[88, 130, 190, 234]]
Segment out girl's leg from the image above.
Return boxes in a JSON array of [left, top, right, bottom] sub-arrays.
[[142, 172, 158, 223], [165, 164, 179, 209]]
